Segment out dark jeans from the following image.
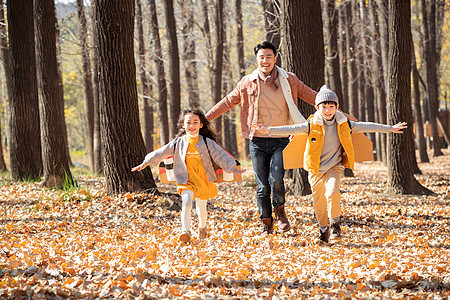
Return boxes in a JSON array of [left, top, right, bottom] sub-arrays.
[[249, 137, 290, 220]]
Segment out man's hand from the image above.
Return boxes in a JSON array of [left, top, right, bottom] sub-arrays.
[[390, 122, 407, 133], [233, 168, 246, 176], [252, 123, 270, 135]]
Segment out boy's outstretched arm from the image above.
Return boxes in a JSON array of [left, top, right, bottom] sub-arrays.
[[251, 123, 270, 135], [390, 122, 407, 133]]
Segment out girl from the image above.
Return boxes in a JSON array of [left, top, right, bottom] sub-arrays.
[[132, 108, 245, 242]]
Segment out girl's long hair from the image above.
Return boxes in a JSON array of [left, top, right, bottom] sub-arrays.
[[175, 108, 218, 142]]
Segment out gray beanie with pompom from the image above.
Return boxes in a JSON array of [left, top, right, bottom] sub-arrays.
[[315, 85, 339, 106]]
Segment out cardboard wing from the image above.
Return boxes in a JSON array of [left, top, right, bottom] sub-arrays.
[[282, 132, 373, 169]]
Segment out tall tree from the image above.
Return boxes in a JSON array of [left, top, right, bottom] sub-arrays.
[[148, 0, 169, 145], [93, 0, 156, 194], [322, 0, 344, 110], [344, 0, 358, 120], [262, 0, 281, 64], [236, 0, 249, 160], [337, 1, 348, 112], [7, 0, 42, 181], [386, 0, 431, 195], [281, 0, 324, 195], [411, 40, 429, 163], [91, 1, 102, 174], [77, 0, 95, 168], [180, 0, 199, 109], [136, 0, 153, 152], [0, 1, 9, 171], [163, 0, 181, 138], [421, 0, 443, 156], [34, 0, 74, 187], [213, 0, 224, 139]]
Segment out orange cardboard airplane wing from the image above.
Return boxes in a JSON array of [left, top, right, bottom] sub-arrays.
[[282, 132, 373, 170]]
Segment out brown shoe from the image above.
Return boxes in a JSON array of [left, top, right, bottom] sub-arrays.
[[179, 230, 191, 243], [274, 205, 291, 231], [199, 227, 207, 240], [260, 218, 274, 236]]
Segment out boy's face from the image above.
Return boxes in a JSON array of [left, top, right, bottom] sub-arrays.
[[316, 102, 338, 121], [183, 113, 203, 135], [256, 48, 277, 75]]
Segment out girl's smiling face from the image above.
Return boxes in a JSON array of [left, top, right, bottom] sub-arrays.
[[183, 113, 203, 136], [316, 102, 338, 121]]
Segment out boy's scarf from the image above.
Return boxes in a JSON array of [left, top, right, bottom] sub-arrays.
[[258, 67, 279, 90]]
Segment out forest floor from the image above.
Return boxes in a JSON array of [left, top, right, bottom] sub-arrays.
[[0, 150, 449, 299]]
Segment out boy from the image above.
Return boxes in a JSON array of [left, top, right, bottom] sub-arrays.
[[253, 85, 407, 244]]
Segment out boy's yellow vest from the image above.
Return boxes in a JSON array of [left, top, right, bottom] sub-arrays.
[[304, 115, 355, 174]]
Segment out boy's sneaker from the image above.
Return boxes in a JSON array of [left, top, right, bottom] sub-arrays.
[[179, 230, 191, 243], [319, 226, 330, 244], [331, 221, 341, 238], [199, 227, 208, 240]]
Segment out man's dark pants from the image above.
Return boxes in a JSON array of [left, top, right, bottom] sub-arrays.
[[249, 137, 290, 220]]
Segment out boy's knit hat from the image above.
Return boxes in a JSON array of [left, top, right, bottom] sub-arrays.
[[315, 85, 339, 106]]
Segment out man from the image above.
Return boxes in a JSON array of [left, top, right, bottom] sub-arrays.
[[206, 41, 316, 236]]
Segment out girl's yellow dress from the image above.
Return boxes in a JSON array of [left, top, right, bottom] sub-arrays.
[[177, 135, 218, 200]]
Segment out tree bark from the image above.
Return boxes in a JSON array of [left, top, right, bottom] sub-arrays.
[[411, 40, 429, 163], [7, 0, 42, 181], [148, 0, 169, 145], [136, 0, 153, 152], [91, 1, 102, 174], [0, 1, 10, 171], [344, 1, 358, 120], [212, 0, 224, 140], [34, 0, 74, 188], [261, 0, 281, 66], [162, 0, 181, 139], [77, 0, 95, 168], [421, 0, 442, 156], [235, 0, 249, 160], [337, 2, 348, 112], [281, 0, 324, 196], [386, 0, 431, 195], [180, 0, 199, 109], [322, 0, 344, 108], [93, 0, 157, 195]]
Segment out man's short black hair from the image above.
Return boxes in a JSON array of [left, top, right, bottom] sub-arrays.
[[254, 41, 277, 56]]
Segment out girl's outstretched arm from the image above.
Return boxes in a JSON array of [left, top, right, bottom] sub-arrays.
[[390, 122, 407, 133], [131, 163, 147, 172]]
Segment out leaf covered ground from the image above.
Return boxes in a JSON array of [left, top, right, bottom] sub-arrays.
[[0, 150, 449, 299]]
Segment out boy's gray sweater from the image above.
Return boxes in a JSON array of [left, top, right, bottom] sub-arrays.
[[269, 111, 392, 173]]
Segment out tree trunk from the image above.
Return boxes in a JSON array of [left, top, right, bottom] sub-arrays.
[[386, 0, 431, 195], [35, 0, 74, 188], [337, 2, 348, 112], [136, 0, 153, 152], [322, 0, 344, 109], [213, 0, 224, 140], [421, 0, 442, 156], [93, 0, 156, 195], [411, 40, 429, 163], [180, 0, 199, 109], [377, 0, 389, 92], [345, 1, 358, 120], [262, 0, 281, 66], [354, 0, 364, 122], [91, 1, 102, 174], [162, 0, 181, 139], [281, 0, 324, 196], [0, 1, 10, 171], [77, 0, 95, 168], [235, 0, 249, 161], [221, 6, 238, 158], [7, 0, 42, 181], [148, 0, 169, 145], [200, 0, 214, 104]]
